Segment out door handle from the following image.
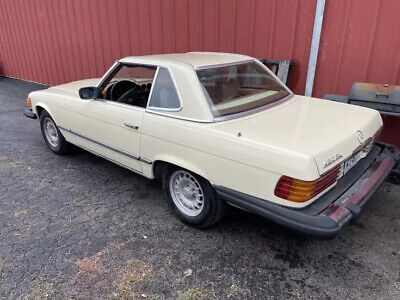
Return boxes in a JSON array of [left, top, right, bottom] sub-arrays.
[[124, 122, 139, 130]]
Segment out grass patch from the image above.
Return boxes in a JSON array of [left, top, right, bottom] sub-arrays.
[[228, 284, 249, 297], [29, 277, 54, 300], [76, 250, 105, 274], [14, 210, 28, 217], [178, 288, 203, 300], [178, 284, 217, 300], [0, 157, 24, 169], [112, 259, 161, 300]]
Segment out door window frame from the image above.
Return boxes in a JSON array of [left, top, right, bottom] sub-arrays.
[[95, 61, 158, 111], [146, 67, 182, 112], [96, 61, 183, 113]]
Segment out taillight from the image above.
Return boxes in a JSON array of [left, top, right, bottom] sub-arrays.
[[27, 97, 32, 108], [274, 165, 341, 202]]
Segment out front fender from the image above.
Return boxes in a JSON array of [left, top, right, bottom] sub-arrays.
[[30, 90, 70, 127], [33, 101, 52, 119], [29, 90, 52, 116]]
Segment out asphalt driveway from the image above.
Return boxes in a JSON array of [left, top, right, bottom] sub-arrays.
[[0, 76, 399, 299]]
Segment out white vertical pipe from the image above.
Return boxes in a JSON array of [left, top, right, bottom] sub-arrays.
[[305, 0, 326, 97]]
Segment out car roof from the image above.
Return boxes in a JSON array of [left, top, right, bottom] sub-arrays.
[[117, 52, 259, 123], [119, 52, 253, 69]]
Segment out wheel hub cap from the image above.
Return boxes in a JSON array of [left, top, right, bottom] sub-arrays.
[[44, 118, 59, 147], [169, 171, 204, 217]]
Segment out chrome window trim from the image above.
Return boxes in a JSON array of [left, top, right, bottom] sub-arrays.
[[96, 61, 183, 113], [213, 93, 294, 122], [146, 106, 182, 112], [195, 59, 294, 122], [96, 58, 292, 123], [146, 67, 183, 112], [98, 61, 160, 90], [58, 126, 153, 164], [96, 98, 146, 112], [194, 59, 255, 70], [195, 76, 220, 119], [254, 59, 292, 94], [145, 66, 160, 108], [144, 110, 213, 123], [96, 61, 121, 90], [96, 61, 158, 107]]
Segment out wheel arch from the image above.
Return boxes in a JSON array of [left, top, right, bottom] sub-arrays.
[[151, 157, 210, 183], [35, 105, 45, 117], [33, 102, 52, 119]]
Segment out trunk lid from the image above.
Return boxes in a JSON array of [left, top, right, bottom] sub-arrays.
[[211, 95, 383, 175]]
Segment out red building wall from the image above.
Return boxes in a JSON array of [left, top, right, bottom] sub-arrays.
[[0, 0, 315, 91], [314, 0, 400, 145], [0, 0, 399, 144]]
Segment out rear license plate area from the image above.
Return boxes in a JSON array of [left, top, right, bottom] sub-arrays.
[[343, 153, 363, 174]]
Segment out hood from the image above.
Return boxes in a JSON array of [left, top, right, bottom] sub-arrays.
[[49, 78, 101, 94], [211, 95, 383, 175]]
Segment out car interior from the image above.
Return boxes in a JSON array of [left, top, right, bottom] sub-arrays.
[[198, 68, 282, 105], [197, 62, 290, 116], [100, 65, 157, 108]]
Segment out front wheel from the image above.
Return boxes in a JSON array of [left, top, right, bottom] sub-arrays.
[[40, 111, 70, 155], [163, 167, 225, 228]]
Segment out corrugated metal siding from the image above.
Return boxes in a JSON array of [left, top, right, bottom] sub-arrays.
[[313, 0, 400, 145], [1, 0, 398, 94], [0, 0, 399, 145], [314, 0, 400, 97], [0, 0, 315, 94]]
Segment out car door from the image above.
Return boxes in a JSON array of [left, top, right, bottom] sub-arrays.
[[64, 63, 157, 174], [67, 100, 144, 172]]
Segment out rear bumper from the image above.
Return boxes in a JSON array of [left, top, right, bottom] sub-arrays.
[[24, 106, 37, 119], [216, 143, 400, 238]]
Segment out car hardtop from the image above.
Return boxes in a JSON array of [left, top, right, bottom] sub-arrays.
[[118, 52, 254, 70], [117, 52, 291, 123]]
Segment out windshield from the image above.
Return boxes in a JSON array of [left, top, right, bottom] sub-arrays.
[[196, 61, 290, 117]]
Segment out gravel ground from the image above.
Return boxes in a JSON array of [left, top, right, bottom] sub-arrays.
[[0, 76, 399, 299]]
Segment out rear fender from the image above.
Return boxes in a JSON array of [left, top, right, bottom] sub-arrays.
[[151, 154, 209, 181]]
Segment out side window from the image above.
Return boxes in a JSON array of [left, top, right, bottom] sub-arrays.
[[101, 65, 157, 108], [148, 68, 181, 110]]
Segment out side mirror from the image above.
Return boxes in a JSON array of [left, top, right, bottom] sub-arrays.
[[79, 86, 99, 99]]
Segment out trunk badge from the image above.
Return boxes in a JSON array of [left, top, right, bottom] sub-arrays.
[[323, 154, 343, 169]]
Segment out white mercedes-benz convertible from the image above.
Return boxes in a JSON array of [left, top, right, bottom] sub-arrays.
[[24, 52, 399, 237]]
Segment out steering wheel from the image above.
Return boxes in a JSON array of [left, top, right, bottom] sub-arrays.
[[118, 87, 143, 105], [110, 80, 138, 102]]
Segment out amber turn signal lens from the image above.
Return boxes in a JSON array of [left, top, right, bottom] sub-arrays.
[[27, 97, 32, 108], [274, 166, 340, 202]]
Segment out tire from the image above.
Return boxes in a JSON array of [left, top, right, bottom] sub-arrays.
[[386, 170, 400, 185], [39, 111, 70, 155], [162, 166, 225, 228]]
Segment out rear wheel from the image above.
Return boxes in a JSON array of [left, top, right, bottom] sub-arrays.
[[163, 167, 225, 228], [387, 169, 400, 185], [40, 111, 70, 155]]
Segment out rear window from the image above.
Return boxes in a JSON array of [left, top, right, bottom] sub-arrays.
[[196, 61, 290, 117]]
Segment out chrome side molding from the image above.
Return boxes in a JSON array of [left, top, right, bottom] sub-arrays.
[[58, 126, 152, 165]]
